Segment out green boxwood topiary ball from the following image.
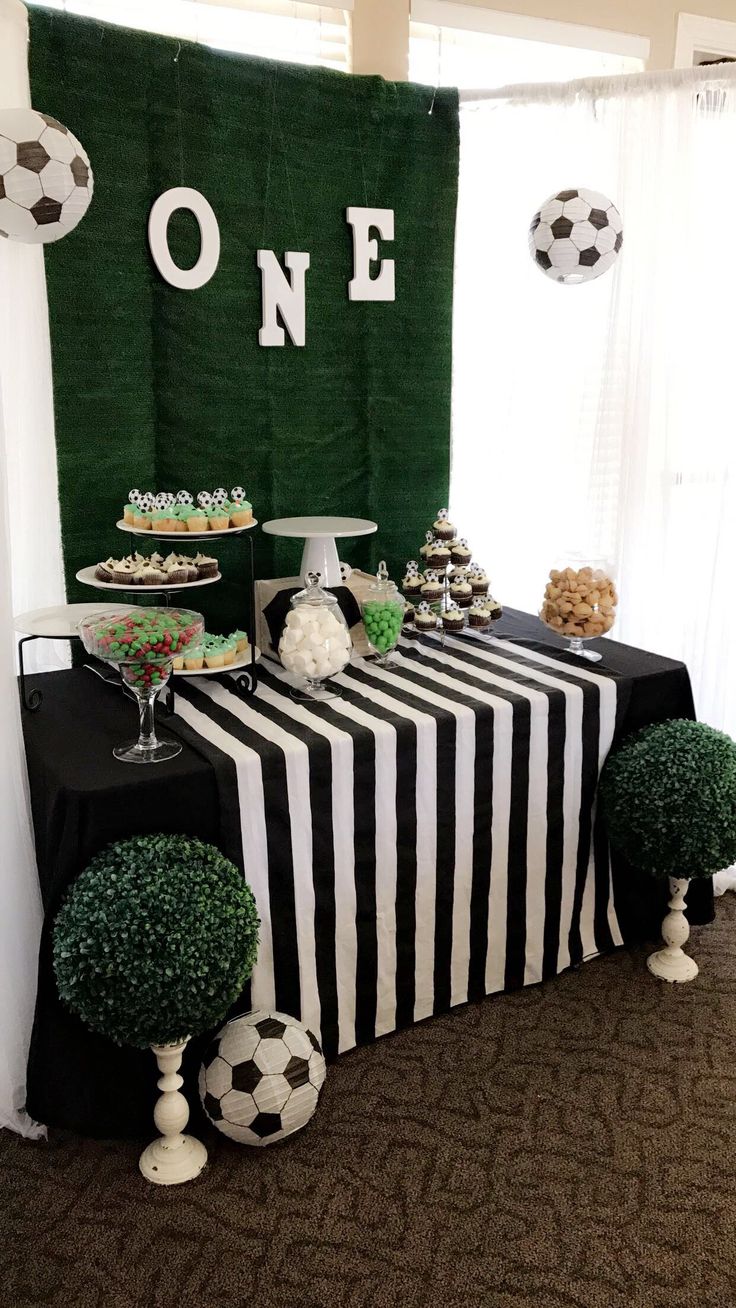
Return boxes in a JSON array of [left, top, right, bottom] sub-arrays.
[[600, 718, 736, 880], [53, 835, 260, 1048]]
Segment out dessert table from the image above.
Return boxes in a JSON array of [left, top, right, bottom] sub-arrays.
[[22, 610, 712, 1137]]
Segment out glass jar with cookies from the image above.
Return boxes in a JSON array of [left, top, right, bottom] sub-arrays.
[[540, 558, 618, 662]]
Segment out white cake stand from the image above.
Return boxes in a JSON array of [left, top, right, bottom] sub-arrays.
[[261, 516, 377, 586]]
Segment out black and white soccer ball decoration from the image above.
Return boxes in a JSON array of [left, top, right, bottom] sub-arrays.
[[529, 188, 623, 284], [212, 488, 229, 507], [0, 108, 93, 244], [200, 1010, 326, 1146]]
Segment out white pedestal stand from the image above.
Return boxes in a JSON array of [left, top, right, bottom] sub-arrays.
[[139, 1039, 207, 1185], [262, 516, 377, 587], [647, 876, 699, 983]]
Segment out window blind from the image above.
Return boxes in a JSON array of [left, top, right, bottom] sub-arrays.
[[26, 0, 352, 72], [410, 3, 646, 89]]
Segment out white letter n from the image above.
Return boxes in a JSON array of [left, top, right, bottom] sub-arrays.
[[257, 250, 310, 347]]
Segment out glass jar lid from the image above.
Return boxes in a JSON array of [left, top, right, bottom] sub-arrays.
[[367, 560, 399, 600], [292, 571, 339, 608]]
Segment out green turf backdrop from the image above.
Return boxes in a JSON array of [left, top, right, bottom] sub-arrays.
[[28, 9, 459, 632]]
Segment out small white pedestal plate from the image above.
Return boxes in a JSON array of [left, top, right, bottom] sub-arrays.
[[261, 516, 377, 587], [14, 603, 130, 712]]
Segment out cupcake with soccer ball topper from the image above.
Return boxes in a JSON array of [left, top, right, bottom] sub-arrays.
[[420, 570, 443, 603], [415, 600, 438, 632], [469, 566, 490, 597], [426, 540, 451, 570], [433, 508, 456, 542], [450, 538, 472, 567], [402, 561, 424, 596], [442, 601, 465, 633], [449, 577, 473, 608], [229, 487, 253, 527]]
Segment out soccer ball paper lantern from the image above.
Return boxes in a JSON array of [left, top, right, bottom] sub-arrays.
[[200, 1010, 326, 1146], [0, 108, 93, 244], [529, 188, 623, 284]]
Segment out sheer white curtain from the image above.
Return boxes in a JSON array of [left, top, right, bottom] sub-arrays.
[[453, 65, 736, 742], [0, 0, 50, 1138]]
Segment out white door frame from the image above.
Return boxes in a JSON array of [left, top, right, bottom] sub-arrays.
[[675, 12, 736, 68]]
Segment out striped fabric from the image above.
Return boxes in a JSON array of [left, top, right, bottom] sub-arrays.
[[173, 630, 625, 1060]]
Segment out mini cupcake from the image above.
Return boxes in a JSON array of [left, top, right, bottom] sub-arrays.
[[123, 503, 136, 525], [183, 644, 204, 671], [449, 579, 473, 608], [222, 636, 237, 666], [186, 506, 208, 532], [164, 562, 189, 586], [95, 558, 116, 583], [448, 565, 470, 583], [426, 543, 451, 570], [193, 552, 218, 580], [433, 508, 456, 541], [112, 558, 139, 586], [421, 571, 443, 602], [231, 630, 249, 654], [450, 538, 472, 567], [468, 600, 492, 629], [207, 504, 230, 532], [230, 499, 253, 528], [132, 509, 151, 530], [415, 601, 438, 632], [442, 603, 465, 632], [135, 563, 168, 586], [402, 568, 424, 596], [470, 567, 490, 596], [204, 642, 226, 669], [402, 604, 415, 626], [171, 654, 185, 671], [487, 597, 503, 622]]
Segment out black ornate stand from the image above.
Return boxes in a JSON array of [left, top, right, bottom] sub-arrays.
[[18, 524, 260, 713]]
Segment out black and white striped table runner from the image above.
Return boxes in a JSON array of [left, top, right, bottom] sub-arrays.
[[173, 630, 625, 1060]]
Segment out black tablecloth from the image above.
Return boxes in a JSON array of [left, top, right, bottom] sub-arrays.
[[22, 611, 713, 1137]]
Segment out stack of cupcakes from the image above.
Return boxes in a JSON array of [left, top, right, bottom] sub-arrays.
[[399, 508, 502, 635]]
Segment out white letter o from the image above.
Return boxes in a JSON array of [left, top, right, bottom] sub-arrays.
[[148, 187, 220, 290]]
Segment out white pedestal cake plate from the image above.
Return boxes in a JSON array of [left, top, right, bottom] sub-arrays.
[[261, 516, 377, 586]]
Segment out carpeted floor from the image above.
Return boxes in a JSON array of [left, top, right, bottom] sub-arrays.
[[2, 899, 736, 1308]]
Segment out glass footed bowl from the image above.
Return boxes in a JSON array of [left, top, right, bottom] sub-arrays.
[[540, 559, 618, 662], [78, 606, 204, 762]]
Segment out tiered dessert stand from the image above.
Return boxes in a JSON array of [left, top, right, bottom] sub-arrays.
[[75, 517, 261, 702]]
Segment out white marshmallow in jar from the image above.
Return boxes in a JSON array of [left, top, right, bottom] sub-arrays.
[[278, 571, 352, 700]]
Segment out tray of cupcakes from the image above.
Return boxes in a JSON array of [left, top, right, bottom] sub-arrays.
[[172, 629, 260, 676], [401, 508, 502, 635], [117, 488, 256, 539], [77, 549, 220, 591]]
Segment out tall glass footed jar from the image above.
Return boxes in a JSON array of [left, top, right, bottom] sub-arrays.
[[361, 561, 405, 667], [78, 607, 204, 762], [540, 556, 618, 662], [279, 572, 352, 700]]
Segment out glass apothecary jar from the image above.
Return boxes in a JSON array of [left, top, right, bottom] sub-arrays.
[[278, 571, 351, 699], [361, 561, 406, 667], [540, 556, 618, 662]]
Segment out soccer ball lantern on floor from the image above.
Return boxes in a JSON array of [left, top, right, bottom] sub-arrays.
[[529, 188, 623, 284], [0, 108, 93, 243], [200, 1010, 327, 1146]]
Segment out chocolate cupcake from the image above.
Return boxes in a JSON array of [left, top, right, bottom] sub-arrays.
[[442, 604, 465, 632], [414, 601, 438, 631], [450, 538, 472, 567], [433, 508, 456, 541], [402, 569, 424, 596], [111, 559, 139, 586], [470, 568, 490, 596], [449, 580, 473, 608], [420, 572, 443, 603], [95, 558, 116, 583], [468, 600, 492, 629], [426, 543, 451, 570], [193, 552, 218, 580]]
